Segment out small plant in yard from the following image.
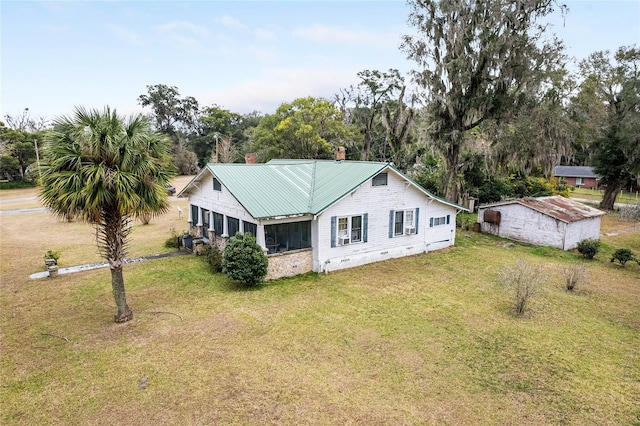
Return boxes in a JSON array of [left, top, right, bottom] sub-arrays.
[[610, 248, 635, 266], [44, 249, 60, 264], [561, 262, 588, 291], [499, 259, 544, 315], [222, 232, 268, 286], [203, 245, 223, 273], [576, 239, 601, 260], [164, 228, 181, 249]]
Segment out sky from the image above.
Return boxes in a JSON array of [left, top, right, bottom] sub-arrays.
[[1, 1, 639, 121]]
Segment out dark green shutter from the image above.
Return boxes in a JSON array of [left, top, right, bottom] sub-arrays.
[[415, 208, 420, 233], [389, 210, 394, 238], [446, 214, 450, 224], [331, 216, 337, 248], [363, 213, 368, 243], [430, 217, 434, 227]]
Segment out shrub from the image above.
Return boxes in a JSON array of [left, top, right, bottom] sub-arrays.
[[499, 259, 544, 315], [164, 228, 181, 249], [44, 249, 60, 262], [203, 245, 223, 273], [618, 201, 640, 222], [610, 248, 635, 266], [576, 239, 601, 260], [222, 232, 268, 286], [561, 262, 588, 291]]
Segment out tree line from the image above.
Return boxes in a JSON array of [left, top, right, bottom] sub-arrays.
[[3, 0, 639, 209]]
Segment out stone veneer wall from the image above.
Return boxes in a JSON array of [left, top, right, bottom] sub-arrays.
[[188, 224, 313, 280], [266, 248, 313, 280]]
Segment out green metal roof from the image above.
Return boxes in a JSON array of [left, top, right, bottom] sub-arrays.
[[179, 160, 467, 219]]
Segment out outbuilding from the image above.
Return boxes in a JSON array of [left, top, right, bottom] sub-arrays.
[[477, 196, 605, 250]]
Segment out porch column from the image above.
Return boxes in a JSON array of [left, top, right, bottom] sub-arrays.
[[222, 215, 229, 237], [208, 211, 215, 241], [257, 224, 268, 254]]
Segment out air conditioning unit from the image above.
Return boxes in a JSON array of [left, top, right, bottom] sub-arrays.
[[338, 235, 350, 245], [405, 226, 416, 235]]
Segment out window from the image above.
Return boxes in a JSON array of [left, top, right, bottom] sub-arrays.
[[331, 214, 367, 247], [372, 172, 388, 186], [243, 221, 257, 237], [430, 215, 450, 227], [213, 177, 222, 191], [201, 208, 210, 231], [213, 212, 223, 235], [190, 204, 199, 224], [576, 177, 585, 186], [394, 211, 404, 236], [389, 208, 419, 237], [227, 217, 239, 237]]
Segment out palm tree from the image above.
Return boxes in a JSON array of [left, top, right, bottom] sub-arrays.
[[40, 106, 174, 323]]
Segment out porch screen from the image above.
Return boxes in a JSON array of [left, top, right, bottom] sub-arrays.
[[264, 221, 311, 251]]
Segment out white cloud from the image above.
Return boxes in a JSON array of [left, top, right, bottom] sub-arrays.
[[197, 67, 357, 114], [106, 24, 145, 46], [292, 23, 399, 49], [253, 28, 276, 41], [215, 15, 248, 31], [156, 20, 210, 38]]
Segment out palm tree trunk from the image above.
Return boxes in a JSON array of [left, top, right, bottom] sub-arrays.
[[111, 265, 132, 323]]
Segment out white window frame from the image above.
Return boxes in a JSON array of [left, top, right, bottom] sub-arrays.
[[394, 209, 416, 236], [213, 177, 222, 191], [337, 215, 364, 245], [372, 172, 388, 187], [575, 177, 585, 186], [433, 216, 447, 226]]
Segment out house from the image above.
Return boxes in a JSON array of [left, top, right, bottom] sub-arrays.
[[178, 155, 468, 279], [477, 196, 605, 250], [553, 166, 599, 189]]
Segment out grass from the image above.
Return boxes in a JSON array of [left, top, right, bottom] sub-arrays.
[[1, 183, 639, 425], [570, 187, 639, 205]]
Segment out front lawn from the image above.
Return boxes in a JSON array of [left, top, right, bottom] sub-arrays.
[[1, 189, 639, 425]]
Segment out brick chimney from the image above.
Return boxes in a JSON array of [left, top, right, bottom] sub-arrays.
[[244, 153, 257, 164], [335, 146, 346, 161]]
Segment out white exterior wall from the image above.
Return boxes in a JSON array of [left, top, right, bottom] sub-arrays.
[[563, 217, 602, 250], [314, 171, 457, 273], [187, 172, 262, 241], [479, 204, 566, 249]]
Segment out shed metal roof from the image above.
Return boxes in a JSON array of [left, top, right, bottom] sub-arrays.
[[553, 166, 599, 178], [479, 195, 605, 223], [179, 159, 467, 219]]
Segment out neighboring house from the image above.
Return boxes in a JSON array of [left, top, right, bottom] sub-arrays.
[[553, 166, 599, 189], [178, 157, 468, 279], [477, 196, 605, 250]]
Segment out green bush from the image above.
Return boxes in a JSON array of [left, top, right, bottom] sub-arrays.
[[0, 180, 36, 190], [203, 245, 223, 273], [576, 239, 601, 260], [44, 249, 60, 262], [610, 248, 635, 266], [222, 232, 268, 286], [164, 228, 181, 249]]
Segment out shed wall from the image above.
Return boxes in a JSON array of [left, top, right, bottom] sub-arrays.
[[564, 216, 602, 250], [478, 204, 566, 249]]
